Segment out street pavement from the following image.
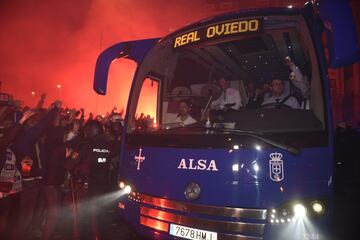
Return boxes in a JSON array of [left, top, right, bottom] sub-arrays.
[[24, 201, 144, 240], [21, 189, 359, 240]]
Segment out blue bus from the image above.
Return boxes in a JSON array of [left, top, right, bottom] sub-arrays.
[[93, 1, 359, 239]]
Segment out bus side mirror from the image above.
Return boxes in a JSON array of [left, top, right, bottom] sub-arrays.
[[93, 38, 160, 95], [317, 0, 360, 68]]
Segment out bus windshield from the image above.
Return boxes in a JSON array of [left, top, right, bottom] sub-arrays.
[[128, 14, 326, 136]]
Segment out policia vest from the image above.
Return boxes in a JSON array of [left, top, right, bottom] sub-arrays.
[[87, 137, 112, 186]]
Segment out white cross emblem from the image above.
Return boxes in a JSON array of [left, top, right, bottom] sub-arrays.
[[134, 148, 145, 170]]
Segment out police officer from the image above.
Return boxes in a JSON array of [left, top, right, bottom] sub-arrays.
[[107, 114, 123, 191], [71, 120, 112, 240]]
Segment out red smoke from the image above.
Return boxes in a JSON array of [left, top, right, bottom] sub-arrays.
[[0, 0, 210, 116], [0, 0, 306, 116]]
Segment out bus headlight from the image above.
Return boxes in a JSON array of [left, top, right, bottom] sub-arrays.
[[293, 204, 307, 218], [124, 185, 132, 194], [269, 199, 326, 224], [118, 180, 134, 195], [119, 181, 126, 189], [312, 201, 325, 214]]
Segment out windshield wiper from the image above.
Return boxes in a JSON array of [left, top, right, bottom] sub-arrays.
[[186, 126, 300, 155]]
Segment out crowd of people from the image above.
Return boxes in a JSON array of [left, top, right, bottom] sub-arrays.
[[0, 93, 127, 240]]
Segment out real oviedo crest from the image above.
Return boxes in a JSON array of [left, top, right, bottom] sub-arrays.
[[269, 152, 284, 182]]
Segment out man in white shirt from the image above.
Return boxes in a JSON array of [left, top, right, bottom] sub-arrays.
[[175, 99, 197, 125], [284, 56, 310, 99], [210, 77, 242, 111], [261, 78, 300, 109]]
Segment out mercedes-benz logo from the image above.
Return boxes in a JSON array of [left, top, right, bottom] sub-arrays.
[[184, 182, 201, 200]]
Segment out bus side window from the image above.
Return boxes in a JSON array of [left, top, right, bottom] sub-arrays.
[[134, 78, 159, 131]]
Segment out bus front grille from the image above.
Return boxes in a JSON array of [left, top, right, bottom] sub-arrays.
[[136, 193, 267, 240]]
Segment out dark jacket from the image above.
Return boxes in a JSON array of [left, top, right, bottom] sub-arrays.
[[12, 107, 58, 179], [44, 145, 67, 186], [71, 136, 112, 186]]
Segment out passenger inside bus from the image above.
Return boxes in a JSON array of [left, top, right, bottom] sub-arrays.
[[246, 82, 268, 109], [284, 56, 310, 100], [261, 78, 300, 109], [174, 99, 197, 125], [210, 77, 242, 111]]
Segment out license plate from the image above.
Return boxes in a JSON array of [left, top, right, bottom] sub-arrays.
[[169, 223, 217, 240]]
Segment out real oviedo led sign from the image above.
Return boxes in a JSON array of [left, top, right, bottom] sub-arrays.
[[173, 18, 263, 49]]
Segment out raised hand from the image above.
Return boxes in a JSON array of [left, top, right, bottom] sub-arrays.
[[19, 110, 36, 124]]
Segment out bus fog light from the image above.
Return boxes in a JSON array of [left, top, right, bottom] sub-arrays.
[[293, 204, 307, 218], [281, 209, 289, 217], [312, 202, 324, 214]]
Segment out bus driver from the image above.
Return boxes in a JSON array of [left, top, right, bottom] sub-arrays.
[[175, 99, 197, 125]]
